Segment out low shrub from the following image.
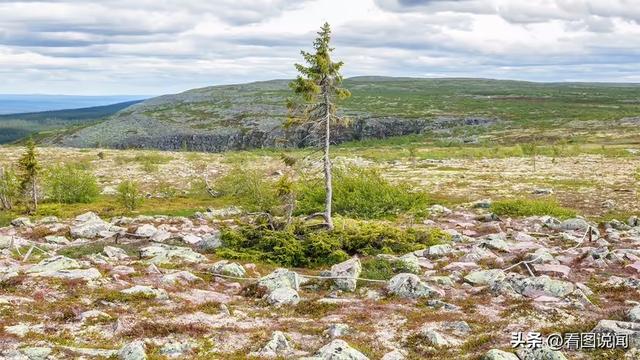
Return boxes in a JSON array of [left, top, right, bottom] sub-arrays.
[[296, 166, 431, 219], [0, 167, 19, 209], [217, 219, 450, 268], [491, 198, 576, 219], [213, 167, 280, 213], [117, 180, 143, 211], [45, 164, 100, 204]]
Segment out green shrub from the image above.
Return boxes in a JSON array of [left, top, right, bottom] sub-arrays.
[[214, 167, 279, 213], [117, 180, 143, 211], [0, 167, 19, 209], [491, 198, 576, 219], [217, 219, 450, 268], [45, 164, 99, 204], [296, 166, 430, 219]]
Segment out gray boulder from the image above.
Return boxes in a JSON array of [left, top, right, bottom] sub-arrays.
[[510, 275, 575, 298], [267, 288, 300, 307], [140, 244, 205, 264], [252, 331, 293, 358], [330, 257, 362, 292], [629, 305, 640, 322], [198, 232, 222, 251], [481, 349, 518, 360], [258, 268, 300, 292], [592, 320, 640, 348], [120, 285, 169, 300], [303, 339, 369, 360], [26, 256, 80, 274], [70, 212, 111, 238], [516, 347, 567, 360], [423, 244, 453, 258], [464, 269, 506, 286], [387, 273, 443, 299], [118, 340, 146, 360], [135, 224, 157, 237], [210, 260, 246, 278]]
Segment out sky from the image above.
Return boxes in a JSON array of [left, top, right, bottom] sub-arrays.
[[0, 0, 639, 95]]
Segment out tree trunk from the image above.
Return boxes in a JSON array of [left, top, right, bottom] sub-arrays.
[[31, 176, 38, 213], [0, 167, 9, 210], [323, 89, 334, 230]]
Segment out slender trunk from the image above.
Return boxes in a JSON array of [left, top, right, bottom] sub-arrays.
[[0, 167, 8, 210], [323, 88, 334, 230], [31, 176, 37, 213]]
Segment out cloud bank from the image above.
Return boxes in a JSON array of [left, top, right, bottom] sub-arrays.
[[0, 0, 638, 94]]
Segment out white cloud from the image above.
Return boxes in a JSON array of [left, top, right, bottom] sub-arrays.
[[0, 0, 638, 94]]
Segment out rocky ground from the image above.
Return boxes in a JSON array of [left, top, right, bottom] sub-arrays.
[[1, 202, 640, 359]]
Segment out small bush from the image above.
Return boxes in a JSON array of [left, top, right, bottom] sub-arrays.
[[491, 198, 576, 219], [45, 164, 100, 204], [117, 180, 143, 211], [214, 167, 279, 213], [218, 219, 450, 268], [0, 167, 19, 209], [297, 166, 430, 219]]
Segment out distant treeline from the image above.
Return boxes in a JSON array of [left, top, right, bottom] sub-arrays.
[[0, 100, 142, 144]]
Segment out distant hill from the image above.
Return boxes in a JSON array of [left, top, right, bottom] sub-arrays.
[[0, 95, 147, 115], [45, 77, 640, 151], [0, 100, 143, 144]]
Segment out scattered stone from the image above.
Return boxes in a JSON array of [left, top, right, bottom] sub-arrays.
[[481, 349, 518, 360], [303, 339, 369, 360], [162, 270, 202, 285], [516, 347, 567, 360], [381, 349, 406, 360], [259, 268, 300, 292], [159, 341, 194, 358], [198, 232, 222, 251], [135, 224, 158, 237], [325, 323, 350, 338], [181, 233, 202, 245], [26, 255, 79, 274], [330, 257, 362, 292], [140, 244, 205, 264], [30, 267, 102, 281], [11, 217, 33, 227], [118, 340, 147, 360], [464, 269, 506, 286], [511, 275, 575, 298], [480, 234, 510, 252], [629, 305, 640, 322], [533, 188, 553, 195], [252, 331, 293, 358], [267, 287, 300, 307], [532, 264, 571, 278], [211, 260, 246, 278], [423, 244, 453, 258], [19, 346, 52, 360], [70, 212, 112, 238], [592, 320, 640, 347], [387, 273, 443, 299], [44, 235, 70, 245], [121, 285, 169, 300]]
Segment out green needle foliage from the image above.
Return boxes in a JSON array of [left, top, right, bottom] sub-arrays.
[[17, 139, 41, 213]]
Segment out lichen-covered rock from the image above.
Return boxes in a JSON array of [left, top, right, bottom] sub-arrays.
[[30, 268, 102, 281], [464, 269, 506, 286], [26, 255, 80, 274], [330, 257, 361, 292], [44, 235, 70, 245], [303, 339, 369, 360], [120, 285, 169, 300], [140, 244, 205, 264], [423, 244, 453, 258], [516, 347, 567, 360], [481, 349, 519, 360], [266, 287, 300, 307], [252, 331, 293, 358], [629, 305, 640, 322], [70, 212, 112, 238], [510, 275, 575, 298], [210, 260, 246, 278], [135, 224, 158, 237], [161, 271, 202, 285], [387, 273, 443, 299], [118, 340, 147, 360], [198, 232, 222, 251], [258, 268, 300, 292], [592, 320, 640, 348]]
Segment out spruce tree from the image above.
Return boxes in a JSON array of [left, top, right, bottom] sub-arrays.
[[18, 138, 40, 213], [288, 22, 351, 230]]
